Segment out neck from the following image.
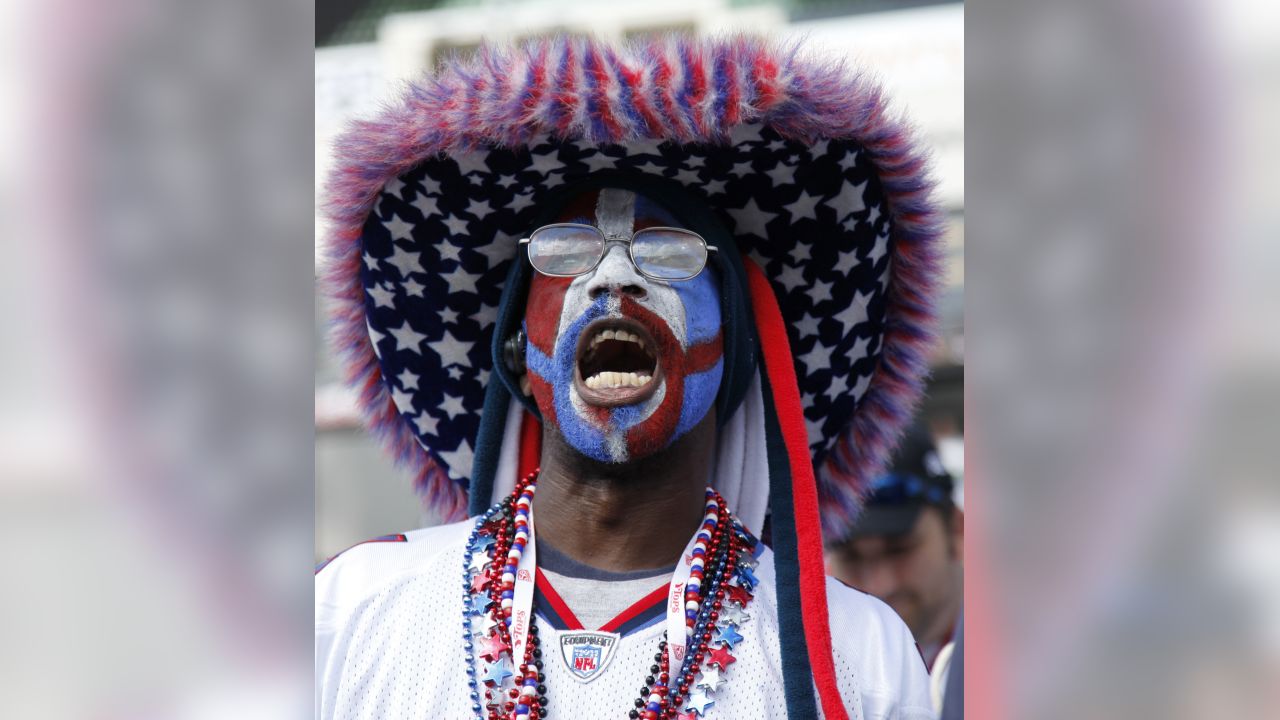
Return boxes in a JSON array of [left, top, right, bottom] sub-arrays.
[[532, 413, 716, 573]]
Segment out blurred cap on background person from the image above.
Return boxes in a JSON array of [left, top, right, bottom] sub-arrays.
[[844, 425, 957, 539]]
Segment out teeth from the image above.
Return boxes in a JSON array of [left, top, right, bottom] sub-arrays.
[[583, 371, 654, 390]]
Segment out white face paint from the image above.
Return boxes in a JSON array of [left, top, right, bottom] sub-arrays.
[[524, 187, 724, 464], [554, 190, 691, 349]]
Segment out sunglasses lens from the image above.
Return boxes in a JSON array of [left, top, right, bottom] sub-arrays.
[[631, 228, 709, 280], [527, 225, 605, 276]]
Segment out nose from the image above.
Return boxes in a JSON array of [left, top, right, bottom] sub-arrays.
[[585, 243, 647, 299], [855, 557, 899, 600]]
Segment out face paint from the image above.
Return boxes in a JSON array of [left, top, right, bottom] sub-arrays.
[[523, 188, 724, 463]]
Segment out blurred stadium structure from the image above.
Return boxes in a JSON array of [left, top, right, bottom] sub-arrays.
[[313, 0, 966, 560]]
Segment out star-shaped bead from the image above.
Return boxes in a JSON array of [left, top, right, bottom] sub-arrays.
[[470, 571, 491, 594], [724, 584, 752, 608], [718, 604, 750, 627], [713, 624, 743, 649], [468, 592, 492, 616], [707, 644, 736, 670], [736, 565, 759, 591], [482, 658, 513, 686], [473, 534, 497, 552], [685, 688, 715, 715], [477, 632, 510, 662], [468, 551, 491, 574], [696, 664, 724, 693]]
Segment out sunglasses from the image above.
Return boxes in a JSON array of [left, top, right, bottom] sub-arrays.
[[518, 223, 718, 281]]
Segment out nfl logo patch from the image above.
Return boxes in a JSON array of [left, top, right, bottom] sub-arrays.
[[559, 631, 620, 683]]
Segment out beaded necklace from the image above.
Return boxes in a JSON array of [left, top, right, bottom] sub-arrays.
[[461, 469, 759, 719]]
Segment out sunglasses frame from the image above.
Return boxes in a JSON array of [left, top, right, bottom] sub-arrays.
[[518, 222, 718, 281]]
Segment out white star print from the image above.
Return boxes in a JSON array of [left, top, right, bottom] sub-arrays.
[[767, 139, 787, 151], [833, 290, 872, 334], [422, 177, 441, 194], [805, 416, 825, 448], [730, 160, 754, 177], [726, 197, 777, 239], [674, 167, 702, 185], [472, 240, 516, 270], [443, 214, 470, 236], [388, 321, 427, 353], [775, 262, 806, 293], [439, 438, 474, 479], [807, 277, 833, 304], [477, 368, 490, 387], [809, 139, 831, 158], [785, 190, 824, 222], [828, 179, 867, 218], [398, 369, 419, 390], [839, 150, 860, 170], [508, 192, 535, 213], [796, 312, 821, 338], [385, 245, 422, 279], [403, 278, 425, 296], [448, 366, 464, 380], [429, 329, 472, 368], [799, 342, 831, 374], [443, 266, 480, 295], [765, 161, 795, 187], [824, 371, 849, 402], [496, 175, 517, 188], [438, 241, 462, 262], [367, 283, 396, 308], [413, 194, 440, 217], [413, 411, 438, 436], [852, 371, 872, 400], [868, 232, 888, 265], [384, 176, 407, 197], [384, 214, 414, 242], [390, 387, 415, 412], [635, 160, 667, 175], [704, 179, 728, 195], [866, 203, 880, 226], [849, 335, 870, 361], [476, 303, 498, 330], [832, 249, 859, 276], [363, 252, 379, 271], [527, 150, 562, 176], [366, 321, 385, 358], [580, 152, 617, 173], [466, 198, 492, 217], [626, 137, 665, 157], [440, 393, 467, 419]]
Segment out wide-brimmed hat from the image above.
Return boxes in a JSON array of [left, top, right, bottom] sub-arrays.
[[322, 35, 942, 719], [324, 35, 940, 527]]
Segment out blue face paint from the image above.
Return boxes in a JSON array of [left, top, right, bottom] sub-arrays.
[[523, 188, 724, 464]]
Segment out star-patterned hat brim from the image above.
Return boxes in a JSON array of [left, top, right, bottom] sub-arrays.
[[322, 35, 943, 533]]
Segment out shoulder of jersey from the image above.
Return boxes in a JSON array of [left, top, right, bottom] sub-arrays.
[[824, 573, 920, 660], [315, 519, 475, 610]]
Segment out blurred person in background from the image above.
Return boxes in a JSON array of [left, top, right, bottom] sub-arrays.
[[826, 425, 964, 713], [316, 36, 946, 720]]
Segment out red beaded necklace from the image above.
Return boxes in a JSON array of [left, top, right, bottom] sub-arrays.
[[463, 469, 758, 720]]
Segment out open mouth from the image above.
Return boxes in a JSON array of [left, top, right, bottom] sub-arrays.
[[573, 317, 662, 407]]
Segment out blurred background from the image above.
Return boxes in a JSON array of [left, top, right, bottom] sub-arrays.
[[313, 0, 967, 561]]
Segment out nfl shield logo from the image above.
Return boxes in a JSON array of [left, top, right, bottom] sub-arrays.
[[559, 631, 620, 683]]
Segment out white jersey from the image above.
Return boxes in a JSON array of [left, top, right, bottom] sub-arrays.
[[317, 520, 935, 719]]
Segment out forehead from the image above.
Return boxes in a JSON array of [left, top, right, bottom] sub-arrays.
[[551, 188, 684, 229]]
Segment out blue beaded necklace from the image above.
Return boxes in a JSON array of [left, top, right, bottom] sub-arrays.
[[461, 470, 760, 719]]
